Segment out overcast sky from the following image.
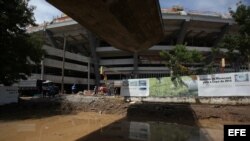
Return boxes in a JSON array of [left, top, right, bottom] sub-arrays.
[[29, 0, 249, 24]]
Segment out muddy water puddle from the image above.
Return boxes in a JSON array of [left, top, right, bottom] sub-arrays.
[[78, 120, 222, 141], [0, 112, 222, 141]]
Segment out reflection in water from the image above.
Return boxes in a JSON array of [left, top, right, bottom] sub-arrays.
[[90, 121, 202, 141], [129, 122, 150, 141]]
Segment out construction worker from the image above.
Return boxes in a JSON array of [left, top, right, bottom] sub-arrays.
[[71, 83, 77, 94]]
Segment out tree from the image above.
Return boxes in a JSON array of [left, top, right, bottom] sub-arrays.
[[218, 2, 250, 70], [159, 44, 203, 86], [0, 0, 45, 85]]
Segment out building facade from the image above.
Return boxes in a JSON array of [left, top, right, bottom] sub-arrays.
[[28, 8, 246, 92]]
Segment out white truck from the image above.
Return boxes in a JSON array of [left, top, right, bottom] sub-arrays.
[[18, 79, 44, 96]]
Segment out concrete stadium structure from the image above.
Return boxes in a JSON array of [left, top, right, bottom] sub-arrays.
[[46, 0, 165, 52], [28, 7, 240, 92]]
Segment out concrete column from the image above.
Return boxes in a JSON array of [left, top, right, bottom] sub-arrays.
[[133, 52, 138, 78], [61, 35, 67, 94], [45, 30, 59, 49], [213, 24, 229, 47], [88, 32, 100, 87], [40, 59, 44, 80], [87, 60, 90, 90], [177, 20, 189, 44]]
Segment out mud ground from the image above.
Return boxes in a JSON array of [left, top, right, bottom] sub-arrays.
[[0, 95, 250, 141], [0, 95, 250, 125]]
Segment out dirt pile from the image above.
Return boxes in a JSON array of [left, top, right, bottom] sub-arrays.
[[61, 95, 129, 115]]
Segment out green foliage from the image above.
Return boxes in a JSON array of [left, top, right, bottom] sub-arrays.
[[203, 47, 222, 73], [230, 2, 250, 35], [159, 44, 203, 86], [218, 2, 250, 70], [229, 2, 250, 59], [0, 0, 45, 85], [218, 35, 242, 61]]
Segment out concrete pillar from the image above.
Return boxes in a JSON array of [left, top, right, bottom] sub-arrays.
[[133, 52, 138, 78], [45, 30, 59, 49], [213, 24, 229, 47], [40, 59, 44, 80], [177, 20, 189, 44], [88, 32, 100, 87], [61, 35, 67, 94], [87, 60, 90, 90]]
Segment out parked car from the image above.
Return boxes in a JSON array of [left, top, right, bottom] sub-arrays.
[[42, 80, 59, 97]]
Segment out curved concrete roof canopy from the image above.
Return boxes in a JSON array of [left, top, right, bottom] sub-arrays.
[[46, 0, 165, 53]]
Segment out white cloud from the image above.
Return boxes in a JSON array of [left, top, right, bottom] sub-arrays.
[[29, 0, 62, 24]]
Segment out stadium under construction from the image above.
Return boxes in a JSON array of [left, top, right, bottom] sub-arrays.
[[28, 4, 244, 92]]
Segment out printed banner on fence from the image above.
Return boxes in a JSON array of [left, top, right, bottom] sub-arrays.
[[149, 76, 198, 97], [0, 86, 19, 105], [121, 76, 198, 97], [121, 79, 149, 97], [198, 72, 250, 96]]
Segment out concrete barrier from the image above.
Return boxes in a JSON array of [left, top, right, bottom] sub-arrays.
[[0, 86, 19, 105], [130, 97, 250, 105], [62, 95, 250, 105]]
